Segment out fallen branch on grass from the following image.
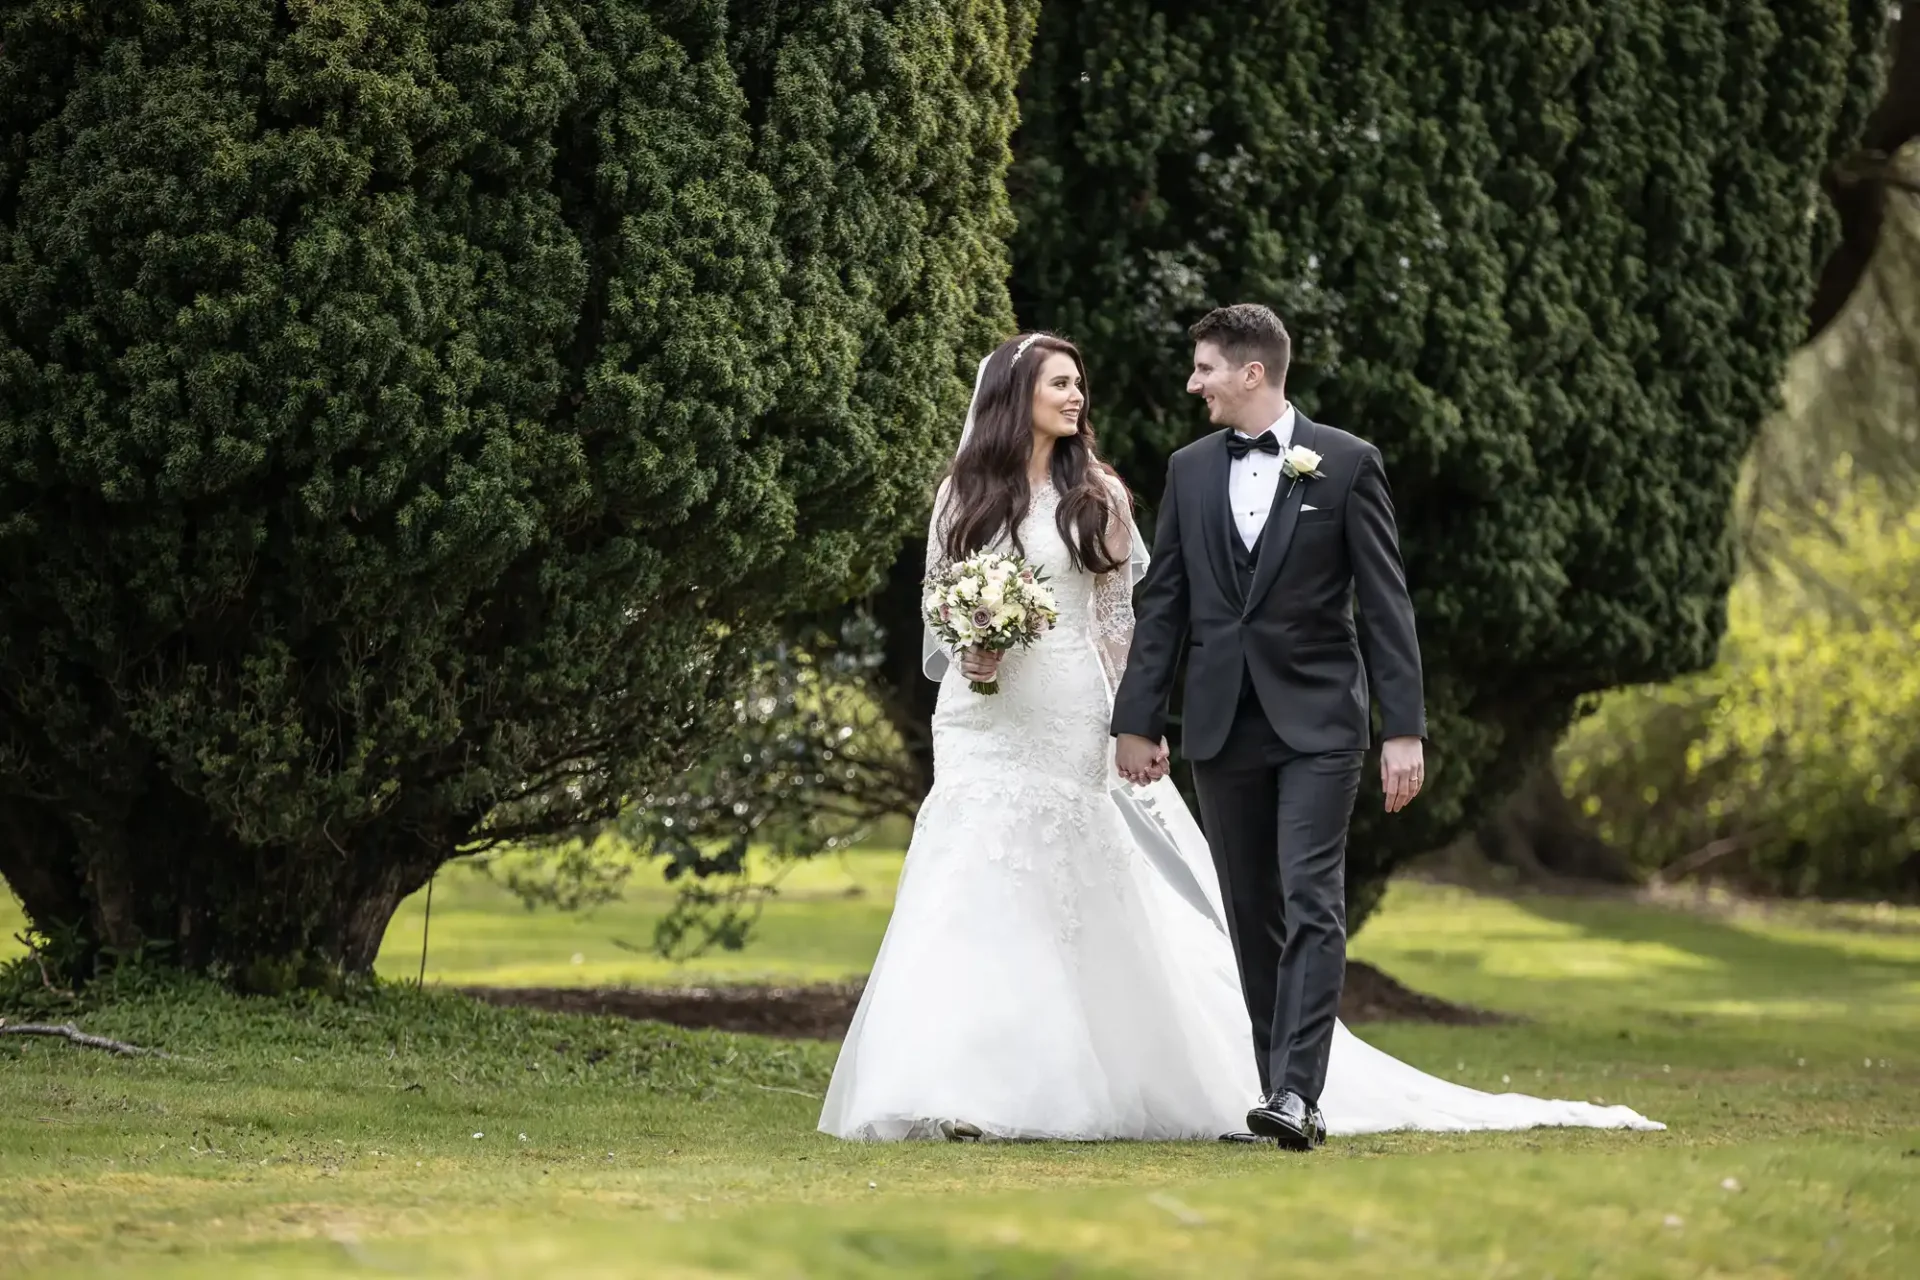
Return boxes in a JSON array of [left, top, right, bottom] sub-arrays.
[[0, 1019, 170, 1058], [752, 1083, 822, 1100], [1653, 834, 1756, 886]]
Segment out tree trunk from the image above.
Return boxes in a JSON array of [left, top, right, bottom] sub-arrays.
[[0, 768, 447, 990], [870, 536, 939, 795], [1474, 761, 1636, 885], [1808, 4, 1920, 341]]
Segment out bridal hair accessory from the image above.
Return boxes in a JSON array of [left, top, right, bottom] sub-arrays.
[[1010, 334, 1041, 366]]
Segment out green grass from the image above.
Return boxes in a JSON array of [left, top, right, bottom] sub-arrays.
[[374, 850, 905, 987], [3, 866, 1917, 1278], [0, 849, 901, 988]]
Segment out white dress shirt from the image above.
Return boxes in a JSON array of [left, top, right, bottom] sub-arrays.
[[1229, 405, 1296, 550]]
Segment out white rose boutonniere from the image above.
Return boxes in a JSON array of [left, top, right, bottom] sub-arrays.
[[1281, 444, 1325, 481]]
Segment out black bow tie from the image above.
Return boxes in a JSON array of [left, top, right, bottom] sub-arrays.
[[1226, 432, 1281, 460]]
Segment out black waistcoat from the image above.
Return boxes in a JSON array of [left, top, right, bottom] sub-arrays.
[[1227, 521, 1270, 718]]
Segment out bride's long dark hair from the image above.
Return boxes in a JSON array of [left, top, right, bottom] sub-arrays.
[[941, 332, 1129, 573]]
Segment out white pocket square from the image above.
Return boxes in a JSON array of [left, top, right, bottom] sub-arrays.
[[1301, 503, 1320, 512]]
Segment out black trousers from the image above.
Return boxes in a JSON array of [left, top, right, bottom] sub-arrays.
[[1190, 680, 1363, 1103]]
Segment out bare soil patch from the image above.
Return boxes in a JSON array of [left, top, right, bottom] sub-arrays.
[[1338, 959, 1513, 1026], [458, 960, 1509, 1040]]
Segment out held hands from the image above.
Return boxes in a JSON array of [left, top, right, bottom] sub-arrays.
[[1381, 736, 1425, 813], [958, 647, 1002, 684], [1116, 733, 1170, 787]]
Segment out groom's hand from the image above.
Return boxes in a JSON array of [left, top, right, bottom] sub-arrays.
[[1149, 737, 1171, 782], [1115, 733, 1167, 787], [1381, 736, 1425, 813]]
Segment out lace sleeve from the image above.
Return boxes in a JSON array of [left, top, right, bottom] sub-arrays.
[[1092, 472, 1135, 694]]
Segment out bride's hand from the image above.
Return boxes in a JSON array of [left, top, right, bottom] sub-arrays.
[[959, 647, 1001, 683], [1116, 733, 1168, 786]]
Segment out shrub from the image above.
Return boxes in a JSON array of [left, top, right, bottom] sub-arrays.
[[1000, 0, 1891, 921], [1559, 476, 1920, 898], [0, 0, 1036, 983]]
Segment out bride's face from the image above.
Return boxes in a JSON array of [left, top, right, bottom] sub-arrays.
[[1029, 351, 1085, 441]]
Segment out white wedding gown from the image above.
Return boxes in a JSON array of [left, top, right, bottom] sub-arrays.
[[818, 480, 1662, 1142]]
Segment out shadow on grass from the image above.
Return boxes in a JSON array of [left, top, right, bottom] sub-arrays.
[[1510, 888, 1920, 994], [1352, 881, 1920, 1069]]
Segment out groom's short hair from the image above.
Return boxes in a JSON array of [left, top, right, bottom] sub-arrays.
[[1190, 304, 1291, 386]]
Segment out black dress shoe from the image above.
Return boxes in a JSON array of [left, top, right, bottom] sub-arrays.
[[1246, 1090, 1326, 1151], [1217, 1130, 1277, 1145]]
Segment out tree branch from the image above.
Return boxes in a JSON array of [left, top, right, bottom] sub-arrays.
[[1809, 5, 1920, 340], [0, 1019, 170, 1058], [1652, 834, 1756, 885], [1832, 152, 1920, 200], [16, 933, 76, 999]]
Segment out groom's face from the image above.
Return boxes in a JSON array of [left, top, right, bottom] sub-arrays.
[[1187, 341, 1258, 428]]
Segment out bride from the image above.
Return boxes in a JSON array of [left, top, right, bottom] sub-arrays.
[[818, 333, 1661, 1143]]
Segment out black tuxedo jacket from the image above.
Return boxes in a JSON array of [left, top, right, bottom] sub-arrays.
[[1111, 415, 1425, 760]]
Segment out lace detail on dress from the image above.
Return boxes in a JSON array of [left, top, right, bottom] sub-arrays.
[[821, 467, 1668, 1144], [913, 480, 1133, 951], [1091, 472, 1136, 697]]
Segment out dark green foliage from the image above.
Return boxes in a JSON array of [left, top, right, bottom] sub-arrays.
[[0, 0, 1034, 980], [1004, 0, 1888, 924]]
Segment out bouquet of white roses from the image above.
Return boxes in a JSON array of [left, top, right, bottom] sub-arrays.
[[923, 549, 1059, 694]]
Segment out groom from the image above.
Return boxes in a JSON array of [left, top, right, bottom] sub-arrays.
[[1112, 303, 1426, 1151]]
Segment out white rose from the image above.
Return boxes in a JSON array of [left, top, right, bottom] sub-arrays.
[[1284, 445, 1323, 476]]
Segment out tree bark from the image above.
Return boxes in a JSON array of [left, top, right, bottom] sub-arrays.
[[869, 536, 939, 795], [1474, 761, 1636, 885], [0, 800, 88, 941], [0, 766, 447, 989], [1809, 5, 1920, 341]]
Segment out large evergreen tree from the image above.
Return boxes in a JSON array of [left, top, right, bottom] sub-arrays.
[[872, 0, 1888, 926], [0, 0, 1035, 985]]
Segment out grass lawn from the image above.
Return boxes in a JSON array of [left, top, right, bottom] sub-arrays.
[[2, 861, 1917, 1278], [373, 849, 906, 988]]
